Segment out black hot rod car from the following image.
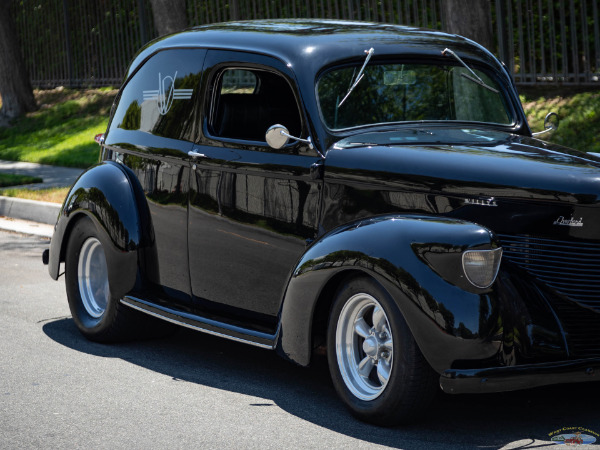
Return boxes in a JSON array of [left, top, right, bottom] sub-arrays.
[[44, 20, 600, 425]]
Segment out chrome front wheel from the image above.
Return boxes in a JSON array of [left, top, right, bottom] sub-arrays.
[[327, 276, 438, 426], [336, 293, 393, 401]]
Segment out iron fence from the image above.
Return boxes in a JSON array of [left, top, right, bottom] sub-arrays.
[[494, 0, 600, 85], [10, 0, 600, 88], [11, 0, 154, 88]]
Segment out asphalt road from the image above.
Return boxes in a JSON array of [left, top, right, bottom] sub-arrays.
[[1, 229, 599, 449]]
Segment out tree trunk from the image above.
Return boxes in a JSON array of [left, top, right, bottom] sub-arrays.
[[149, 0, 188, 37], [442, 0, 493, 51], [0, 2, 37, 125]]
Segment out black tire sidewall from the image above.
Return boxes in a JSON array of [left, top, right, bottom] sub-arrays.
[[327, 275, 432, 425], [65, 216, 119, 338]]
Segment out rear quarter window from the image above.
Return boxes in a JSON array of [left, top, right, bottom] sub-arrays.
[[110, 49, 206, 142]]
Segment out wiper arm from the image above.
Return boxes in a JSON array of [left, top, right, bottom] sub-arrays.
[[441, 48, 499, 94], [338, 47, 375, 107]]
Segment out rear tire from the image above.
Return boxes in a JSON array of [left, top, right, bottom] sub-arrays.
[[65, 217, 145, 342], [327, 276, 438, 426]]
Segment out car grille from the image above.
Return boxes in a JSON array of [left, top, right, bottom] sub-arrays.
[[497, 234, 600, 357]]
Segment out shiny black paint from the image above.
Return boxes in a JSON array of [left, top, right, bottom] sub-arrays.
[[187, 147, 320, 331], [441, 357, 600, 394], [322, 128, 600, 241], [278, 214, 503, 369], [48, 162, 141, 299], [186, 48, 321, 332], [105, 129, 193, 310], [47, 20, 600, 395]]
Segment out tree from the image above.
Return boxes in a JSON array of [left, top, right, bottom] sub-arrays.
[[442, 0, 493, 51], [149, 0, 188, 37], [0, 2, 36, 126]]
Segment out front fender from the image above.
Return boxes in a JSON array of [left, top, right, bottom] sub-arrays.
[[277, 215, 502, 371], [48, 161, 147, 299]]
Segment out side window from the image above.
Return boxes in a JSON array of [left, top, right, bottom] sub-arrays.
[[221, 69, 257, 94], [210, 68, 302, 142], [110, 49, 206, 141]]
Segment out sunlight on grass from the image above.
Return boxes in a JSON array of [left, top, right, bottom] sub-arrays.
[[0, 186, 69, 204], [520, 91, 600, 153], [0, 88, 116, 169]]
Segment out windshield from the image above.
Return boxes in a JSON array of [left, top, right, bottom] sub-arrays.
[[317, 62, 514, 130]]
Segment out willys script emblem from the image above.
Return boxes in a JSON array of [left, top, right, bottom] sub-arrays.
[[143, 72, 193, 115]]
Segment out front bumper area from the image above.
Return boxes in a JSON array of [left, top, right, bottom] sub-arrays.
[[440, 358, 600, 394]]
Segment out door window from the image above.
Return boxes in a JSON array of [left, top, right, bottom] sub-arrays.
[[209, 67, 302, 142]]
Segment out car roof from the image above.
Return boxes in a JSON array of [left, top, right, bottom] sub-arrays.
[[126, 19, 501, 80]]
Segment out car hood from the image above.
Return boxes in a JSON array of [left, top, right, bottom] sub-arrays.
[[326, 127, 600, 205]]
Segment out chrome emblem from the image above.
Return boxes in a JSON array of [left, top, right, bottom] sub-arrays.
[[464, 197, 498, 207], [553, 216, 583, 227], [142, 72, 193, 115]]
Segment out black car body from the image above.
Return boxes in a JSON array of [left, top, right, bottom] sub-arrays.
[[46, 20, 600, 425]]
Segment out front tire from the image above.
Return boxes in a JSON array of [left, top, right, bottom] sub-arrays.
[[327, 276, 437, 426], [65, 217, 143, 342]]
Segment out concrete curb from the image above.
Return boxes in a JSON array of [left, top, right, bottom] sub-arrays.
[[0, 196, 60, 225]]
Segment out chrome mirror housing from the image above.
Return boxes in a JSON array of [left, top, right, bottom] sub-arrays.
[[265, 124, 314, 151], [532, 112, 559, 136], [265, 124, 290, 149]]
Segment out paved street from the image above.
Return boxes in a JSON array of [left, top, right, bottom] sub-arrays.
[[1, 229, 599, 449]]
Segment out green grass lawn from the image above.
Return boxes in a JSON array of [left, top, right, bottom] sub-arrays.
[[520, 90, 600, 153], [0, 173, 42, 188], [0, 87, 116, 169]]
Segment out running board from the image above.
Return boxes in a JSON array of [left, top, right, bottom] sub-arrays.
[[121, 296, 276, 350]]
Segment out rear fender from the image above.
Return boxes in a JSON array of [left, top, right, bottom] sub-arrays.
[[48, 161, 151, 299], [276, 215, 502, 371]]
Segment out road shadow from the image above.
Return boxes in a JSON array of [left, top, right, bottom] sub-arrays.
[[43, 317, 600, 449]]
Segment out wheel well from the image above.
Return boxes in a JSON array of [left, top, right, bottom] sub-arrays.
[[310, 269, 368, 355]]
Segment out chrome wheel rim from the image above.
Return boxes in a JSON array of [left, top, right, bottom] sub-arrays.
[[336, 293, 393, 401], [77, 237, 109, 319]]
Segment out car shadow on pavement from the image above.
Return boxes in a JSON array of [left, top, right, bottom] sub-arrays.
[[43, 317, 600, 449]]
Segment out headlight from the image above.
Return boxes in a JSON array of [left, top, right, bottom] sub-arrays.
[[462, 248, 502, 288]]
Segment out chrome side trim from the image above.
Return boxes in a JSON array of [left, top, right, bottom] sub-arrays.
[[121, 296, 275, 350]]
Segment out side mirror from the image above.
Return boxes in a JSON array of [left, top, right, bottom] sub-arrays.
[[532, 112, 559, 136], [265, 124, 314, 150], [265, 124, 290, 149]]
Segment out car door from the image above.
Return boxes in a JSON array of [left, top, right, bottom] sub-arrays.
[[188, 50, 322, 333]]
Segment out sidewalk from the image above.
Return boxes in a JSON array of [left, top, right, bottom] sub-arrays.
[[0, 160, 84, 237]]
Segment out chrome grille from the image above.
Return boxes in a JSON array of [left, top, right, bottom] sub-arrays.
[[497, 234, 600, 311]]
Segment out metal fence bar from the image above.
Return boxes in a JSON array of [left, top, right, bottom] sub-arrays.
[[548, 0, 557, 83], [580, 0, 590, 83], [595, 0, 600, 81], [569, 0, 579, 83]]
